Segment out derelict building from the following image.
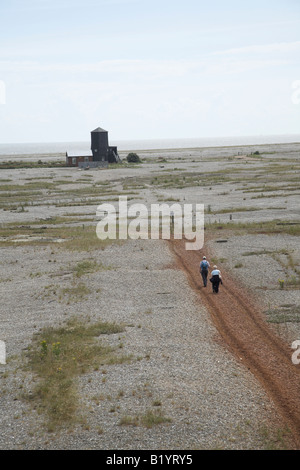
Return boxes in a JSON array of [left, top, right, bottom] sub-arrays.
[[66, 127, 121, 167]]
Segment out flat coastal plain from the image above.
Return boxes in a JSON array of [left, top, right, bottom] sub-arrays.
[[0, 142, 300, 450]]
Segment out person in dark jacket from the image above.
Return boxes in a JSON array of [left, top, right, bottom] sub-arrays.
[[199, 256, 210, 287], [210, 265, 223, 293]]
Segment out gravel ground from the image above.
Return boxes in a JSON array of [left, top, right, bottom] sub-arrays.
[[0, 238, 286, 450], [209, 233, 300, 346], [0, 142, 299, 450]]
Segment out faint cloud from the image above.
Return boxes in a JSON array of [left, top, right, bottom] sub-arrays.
[[213, 41, 300, 56], [9, 0, 139, 10]]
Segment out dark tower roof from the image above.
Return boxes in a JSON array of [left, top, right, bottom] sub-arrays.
[[91, 127, 107, 133]]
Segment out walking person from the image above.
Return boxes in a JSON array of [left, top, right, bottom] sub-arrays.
[[210, 265, 222, 293], [199, 256, 210, 287]]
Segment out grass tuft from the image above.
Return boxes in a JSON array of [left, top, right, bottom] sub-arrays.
[[23, 317, 128, 431]]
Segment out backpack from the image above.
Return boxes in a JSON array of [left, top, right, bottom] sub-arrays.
[[201, 260, 208, 271]]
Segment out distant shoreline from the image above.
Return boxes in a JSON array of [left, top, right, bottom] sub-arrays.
[[0, 140, 299, 165], [0, 134, 300, 156]]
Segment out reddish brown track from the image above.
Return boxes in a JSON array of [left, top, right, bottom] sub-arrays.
[[169, 237, 300, 447]]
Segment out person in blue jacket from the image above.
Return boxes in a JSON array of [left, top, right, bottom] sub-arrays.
[[199, 256, 210, 287]]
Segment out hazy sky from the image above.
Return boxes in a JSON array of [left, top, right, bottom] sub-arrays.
[[1, 0, 300, 143]]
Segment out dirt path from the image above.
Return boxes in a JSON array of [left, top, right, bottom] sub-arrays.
[[169, 237, 300, 448]]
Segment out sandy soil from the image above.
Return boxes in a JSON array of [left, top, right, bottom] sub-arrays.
[[0, 142, 300, 450]]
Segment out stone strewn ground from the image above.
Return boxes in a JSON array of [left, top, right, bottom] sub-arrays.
[[0, 239, 287, 449], [1, 142, 299, 449]]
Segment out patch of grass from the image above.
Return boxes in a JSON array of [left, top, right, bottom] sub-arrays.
[[259, 425, 293, 450], [119, 409, 171, 429], [286, 276, 300, 288], [242, 249, 275, 257], [234, 262, 243, 268], [73, 260, 111, 278], [157, 195, 181, 202], [0, 222, 119, 251], [152, 399, 162, 407], [60, 225, 121, 252], [211, 206, 262, 215], [148, 168, 245, 189], [0, 160, 66, 169], [206, 220, 300, 237], [59, 282, 91, 303], [119, 415, 139, 427], [242, 184, 300, 194], [23, 317, 127, 431], [140, 409, 172, 428], [250, 192, 300, 200], [265, 305, 300, 323], [0, 181, 58, 191]]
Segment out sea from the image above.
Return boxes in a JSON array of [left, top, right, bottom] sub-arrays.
[[0, 134, 300, 156]]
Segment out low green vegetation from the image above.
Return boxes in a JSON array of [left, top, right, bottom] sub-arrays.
[[59, 282, 91, 303], [205, 219, 300, 237], [0, 160, 66, 169], [73, 260, 111, 278], [259, 424, 293, 450], [0, 222, 118, 251], [23, 317, 129, 431], [240, 247, 300, 291], [126, 152, 141, 163], [265, 305, 300, 324], [119, 409, 171, 429]]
